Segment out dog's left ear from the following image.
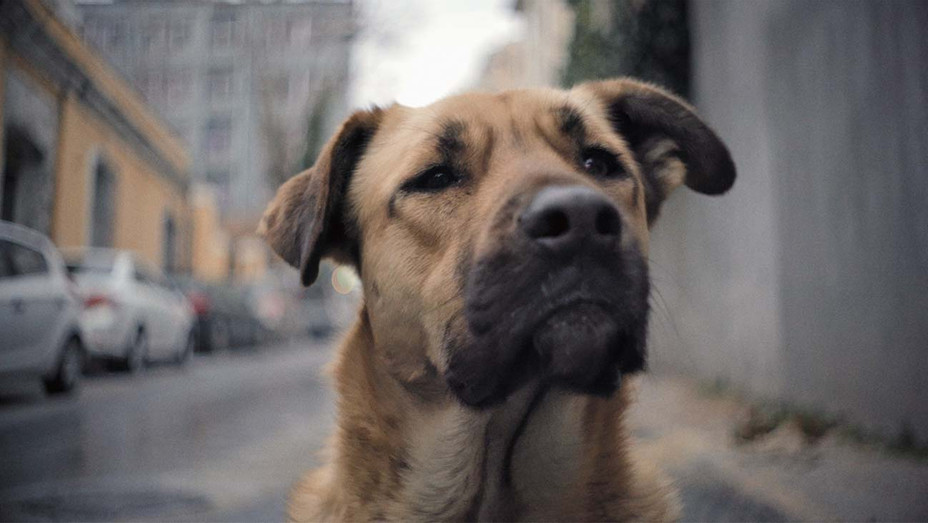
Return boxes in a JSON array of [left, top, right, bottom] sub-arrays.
[[578, 78, 736, 223], [259, 108, 383, 286]]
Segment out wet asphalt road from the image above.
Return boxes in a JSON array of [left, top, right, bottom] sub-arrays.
[[0, 338, 790, 522], [0, 339, 336, 522]]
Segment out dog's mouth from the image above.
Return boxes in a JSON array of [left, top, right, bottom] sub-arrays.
[[447, 256, 649, 408], [532, 301, 642, 392]]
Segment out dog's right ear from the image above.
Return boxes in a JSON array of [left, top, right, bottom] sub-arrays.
[[259, 108, 382, 286]]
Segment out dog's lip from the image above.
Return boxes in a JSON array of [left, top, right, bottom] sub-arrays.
[[467, 292, 619, 337], [537, 298, 613, 321]]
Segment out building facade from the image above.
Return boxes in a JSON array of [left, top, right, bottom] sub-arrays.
[[0, 0, 193, 273], [76, 0, 354, 225]]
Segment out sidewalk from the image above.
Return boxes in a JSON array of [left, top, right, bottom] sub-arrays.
[[628, 374, 928, 522]]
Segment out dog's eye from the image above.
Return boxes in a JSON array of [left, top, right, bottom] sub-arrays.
[[581, 148, 624, 179], [405, 165, 462, 192]]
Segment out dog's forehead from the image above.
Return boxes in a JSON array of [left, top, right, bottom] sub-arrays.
[[406, 87, 604, 136], [357, 88, 613, 187]]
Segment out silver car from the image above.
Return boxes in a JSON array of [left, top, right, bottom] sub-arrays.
[[65, 249, 195, 372], [0, 221, 84, 394]]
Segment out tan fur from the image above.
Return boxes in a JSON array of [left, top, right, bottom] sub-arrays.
[[261, 78, 735, 522]]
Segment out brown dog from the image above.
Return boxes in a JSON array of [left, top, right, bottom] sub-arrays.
[[260, 78, 735, 521]]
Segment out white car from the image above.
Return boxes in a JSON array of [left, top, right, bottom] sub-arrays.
[[64, 249, 195, 371], [0, 221, 84, 394]]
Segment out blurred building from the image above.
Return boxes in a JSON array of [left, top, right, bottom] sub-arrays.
[[0, 0, 195, 273], [190, 183, 231, 282], [231, 236, 268, 284], [75, 0, 355, 228], [647, 0, 928, 442], [478, 0, 574, 91]]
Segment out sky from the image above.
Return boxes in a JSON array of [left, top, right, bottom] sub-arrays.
[[351, 0, 523, 108]]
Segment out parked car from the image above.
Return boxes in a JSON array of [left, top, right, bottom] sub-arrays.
[[0, 221, 84, 394], [63, 249, 195, 371], [176, 278, 268, 352]]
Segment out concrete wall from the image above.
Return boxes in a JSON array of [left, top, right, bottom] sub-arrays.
[[648, 0, 928, 441]]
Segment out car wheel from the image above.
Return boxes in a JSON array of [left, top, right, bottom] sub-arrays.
[[44, 337, 83, 395], [123, 330, 148, 373], [175, 331, 195, 365]]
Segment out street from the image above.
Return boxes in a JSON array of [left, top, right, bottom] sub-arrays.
[[1, 338, 926, 522], [0, 340, 337, 522]]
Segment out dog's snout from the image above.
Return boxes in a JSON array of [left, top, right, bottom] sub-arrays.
[[519, 185, 621, 250]]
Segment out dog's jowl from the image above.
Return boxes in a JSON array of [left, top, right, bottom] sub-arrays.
[[260, 78, 735, 521]]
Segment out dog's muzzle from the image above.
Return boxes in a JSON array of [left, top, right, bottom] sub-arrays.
[[449, 184, 650, 408]]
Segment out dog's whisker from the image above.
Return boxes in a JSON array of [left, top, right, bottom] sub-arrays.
[[648, 281, 680, 341]]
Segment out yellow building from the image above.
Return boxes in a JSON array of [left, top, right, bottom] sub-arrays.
[[190, 184, 231, 282], [0, 0, 193, 273]]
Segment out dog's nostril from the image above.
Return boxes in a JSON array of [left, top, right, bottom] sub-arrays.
[[523, 209, 570, 239], [539, 210, 570, 238], [595, 207, 621, 236]]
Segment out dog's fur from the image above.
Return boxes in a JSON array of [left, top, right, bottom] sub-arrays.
[[260, 78, 735, 521]]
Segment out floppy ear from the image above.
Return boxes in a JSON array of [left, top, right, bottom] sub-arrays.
[[258, 108, 382, 286], [579, 78, 736, 224]]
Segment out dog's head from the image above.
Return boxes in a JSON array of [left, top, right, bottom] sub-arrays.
[[260, 79, 735, 408]]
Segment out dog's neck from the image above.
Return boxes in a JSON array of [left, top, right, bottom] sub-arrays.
[[320, 309, 638, 521]]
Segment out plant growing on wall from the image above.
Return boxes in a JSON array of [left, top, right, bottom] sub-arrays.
[[562, 0, 691, 98]]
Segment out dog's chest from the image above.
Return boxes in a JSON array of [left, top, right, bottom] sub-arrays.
[[396, 389, 585, 521]]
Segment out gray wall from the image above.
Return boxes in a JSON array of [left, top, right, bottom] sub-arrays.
[[648, 0, 928, 441]]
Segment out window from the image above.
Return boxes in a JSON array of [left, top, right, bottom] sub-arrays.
[[83, 23, 104, 49], [166, 70, 191, 102], [207, 67, 234, 99], [140, 70, 165, 103], [141, 19, 166, 53], [210, 11, 237, 48], [10, 243, 48, 276], [263, 74, 289, 99], [168, 20, 191, 50], [0, 240, 48, 279], [206, 169, 230, 186], [163, 213, 177, 274], [204, 117, 232, 157], [205, 170, 232, 208], [264, 17, 288, 47], [288, 18, 312, 47], [102, 22, 126, 51], [171, 122, 191, 147], [91, 159, 116, 248]]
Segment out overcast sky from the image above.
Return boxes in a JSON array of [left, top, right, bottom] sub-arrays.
[[351, 0, 523, 108]]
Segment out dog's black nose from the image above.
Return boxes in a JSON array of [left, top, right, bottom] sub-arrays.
[[519, 185, 621, 251]]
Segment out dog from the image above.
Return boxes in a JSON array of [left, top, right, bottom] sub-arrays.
[[259, 77, 735, 521]]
